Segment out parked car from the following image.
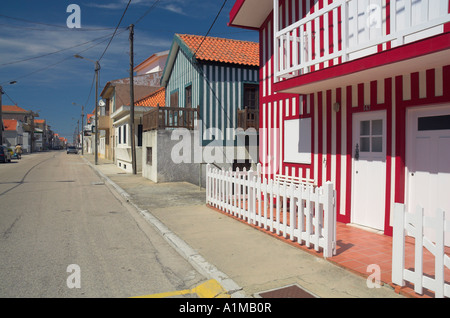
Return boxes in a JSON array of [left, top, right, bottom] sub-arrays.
[[67, 146, 78, 154], [0, 146, 12, 163]]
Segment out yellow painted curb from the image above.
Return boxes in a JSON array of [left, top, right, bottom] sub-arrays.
[[132, 279, 230, 298]]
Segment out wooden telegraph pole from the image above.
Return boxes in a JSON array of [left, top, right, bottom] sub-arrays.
[[129, 24, 137, 175]]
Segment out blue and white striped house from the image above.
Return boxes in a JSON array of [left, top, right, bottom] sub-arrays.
[[160, 34, 260, 150]]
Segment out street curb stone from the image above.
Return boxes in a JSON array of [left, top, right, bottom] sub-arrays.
[[82, 156, 246, 298]]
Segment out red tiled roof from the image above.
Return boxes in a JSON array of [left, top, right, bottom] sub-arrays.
[[135, 87, 165, 107], [2, 105, 28, 113], [34, 119, 45, 124], [3, 119, 18, 131], [177, 34, 259, 67]]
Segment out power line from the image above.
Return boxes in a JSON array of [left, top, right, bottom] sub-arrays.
[[98, 0, 132, 62], [84, 73, 96, 112], [133, 0, 161, 25], [0, 13, 120, 31], [0, 31, 119, 67], [2, 89, 18, 106], [192, 0, 228, 59], [1, 28, 127, 85]]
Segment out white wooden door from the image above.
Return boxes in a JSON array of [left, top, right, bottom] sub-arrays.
[[407, 105, 450, 246], [352, 111, 387, 231]]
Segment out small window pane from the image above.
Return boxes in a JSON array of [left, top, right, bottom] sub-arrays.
[[372, 119, 383, 135], [418, 115, 450, 131], [360, 137, 370, 152], [372, 137, 383, 152], [360, 121, 370, 136]]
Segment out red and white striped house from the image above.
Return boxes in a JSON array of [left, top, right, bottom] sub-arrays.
[[229, 0, 450, 239]]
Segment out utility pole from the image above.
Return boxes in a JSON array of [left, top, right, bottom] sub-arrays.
[[74, 54, 100, 163], [129, 24, 137, 175], [81, 105, 84, 155], [94, 61, 100, 165], [0, 86, 3, 146]]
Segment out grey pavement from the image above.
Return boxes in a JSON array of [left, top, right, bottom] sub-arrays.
[[81, 153, 404, 298]]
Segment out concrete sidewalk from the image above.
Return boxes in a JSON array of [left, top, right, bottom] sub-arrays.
[[81, 154, 403, 298]]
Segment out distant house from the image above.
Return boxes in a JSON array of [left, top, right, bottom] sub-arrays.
[[142, 34, 260, 185], [99, 78, 160, 161], [134, 50, 169, 77], [34, 119, 51, 151], [1, 105, 36, 153]]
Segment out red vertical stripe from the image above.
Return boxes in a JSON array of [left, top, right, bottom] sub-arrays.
[[335, 87, 342, 217], [384, 78, 393, 236], [370, 81, 377, 106], [310, 93, 315, 179], [317, 92, 323, 187], [344, 85, 353, 224], [326, 90, 332, 182], [426, 69, 435, 99], [411, 72, 420, 101], [394, 75, 406, 204]]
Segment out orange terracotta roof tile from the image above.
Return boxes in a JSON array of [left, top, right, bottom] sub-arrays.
[[86, 114, 94, 123], [177, 34, 259, 67], [34, 119, 45, 124], [2, 105, 28, 113], [135, 87, 165, 107], [3, 119, 18, 131]]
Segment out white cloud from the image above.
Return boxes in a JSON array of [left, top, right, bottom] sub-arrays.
[[161, 4, 187, 16]]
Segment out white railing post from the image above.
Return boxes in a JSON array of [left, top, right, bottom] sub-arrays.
[[263, 178, 268, 230], [247, 169, 254, 223], [289, 183, 296, 242], [323, 181, 335, 258], [433, 208, 445, 298], [256, 164, 262, 227], [206, 164, 210, 204], [282, 182, 288, 238], [392, 203, 406, 287], [413, 205, 424, 295]]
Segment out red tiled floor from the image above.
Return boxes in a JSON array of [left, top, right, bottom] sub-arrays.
[[207, 203, 449, 298]]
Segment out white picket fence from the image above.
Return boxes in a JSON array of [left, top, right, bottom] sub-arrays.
[[206, 164, 336, 258], [392, 203, 450, 298]]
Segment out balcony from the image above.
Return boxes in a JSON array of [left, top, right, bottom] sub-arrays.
[[143, 106, 200, 131], [274, 0, 450, 83], [237, 107, 259, 130]]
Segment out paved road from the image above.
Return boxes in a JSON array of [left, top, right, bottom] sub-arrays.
[[0, 151, 206, 297]]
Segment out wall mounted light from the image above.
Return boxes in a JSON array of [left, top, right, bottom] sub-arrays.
[[333, 102, 340, 112]]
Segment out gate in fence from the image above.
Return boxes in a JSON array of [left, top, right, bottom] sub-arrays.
[[392, 203, 450, 298], [206, 164, 336, 258]]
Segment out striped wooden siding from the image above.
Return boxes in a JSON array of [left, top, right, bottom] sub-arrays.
[[165, 48, 202, 110], [259, 0, 450, 231], [202, 64, 258, 143], [165, 46, 259, 144]]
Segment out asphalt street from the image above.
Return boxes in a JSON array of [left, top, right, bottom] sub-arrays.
[[0, 151, 206, 298]]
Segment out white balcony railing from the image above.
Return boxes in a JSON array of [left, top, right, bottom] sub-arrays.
[[274, 0, 450, 82]]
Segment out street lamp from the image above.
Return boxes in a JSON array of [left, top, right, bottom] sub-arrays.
[[0, 81, 17, 146], [72, 102, 85, 155], [74, 54, 100, 165]]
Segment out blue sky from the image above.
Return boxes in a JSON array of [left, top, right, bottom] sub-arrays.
[[0, 0, 257, 141]]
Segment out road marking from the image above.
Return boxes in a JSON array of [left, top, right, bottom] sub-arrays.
[[132, 279, 230, 298]]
